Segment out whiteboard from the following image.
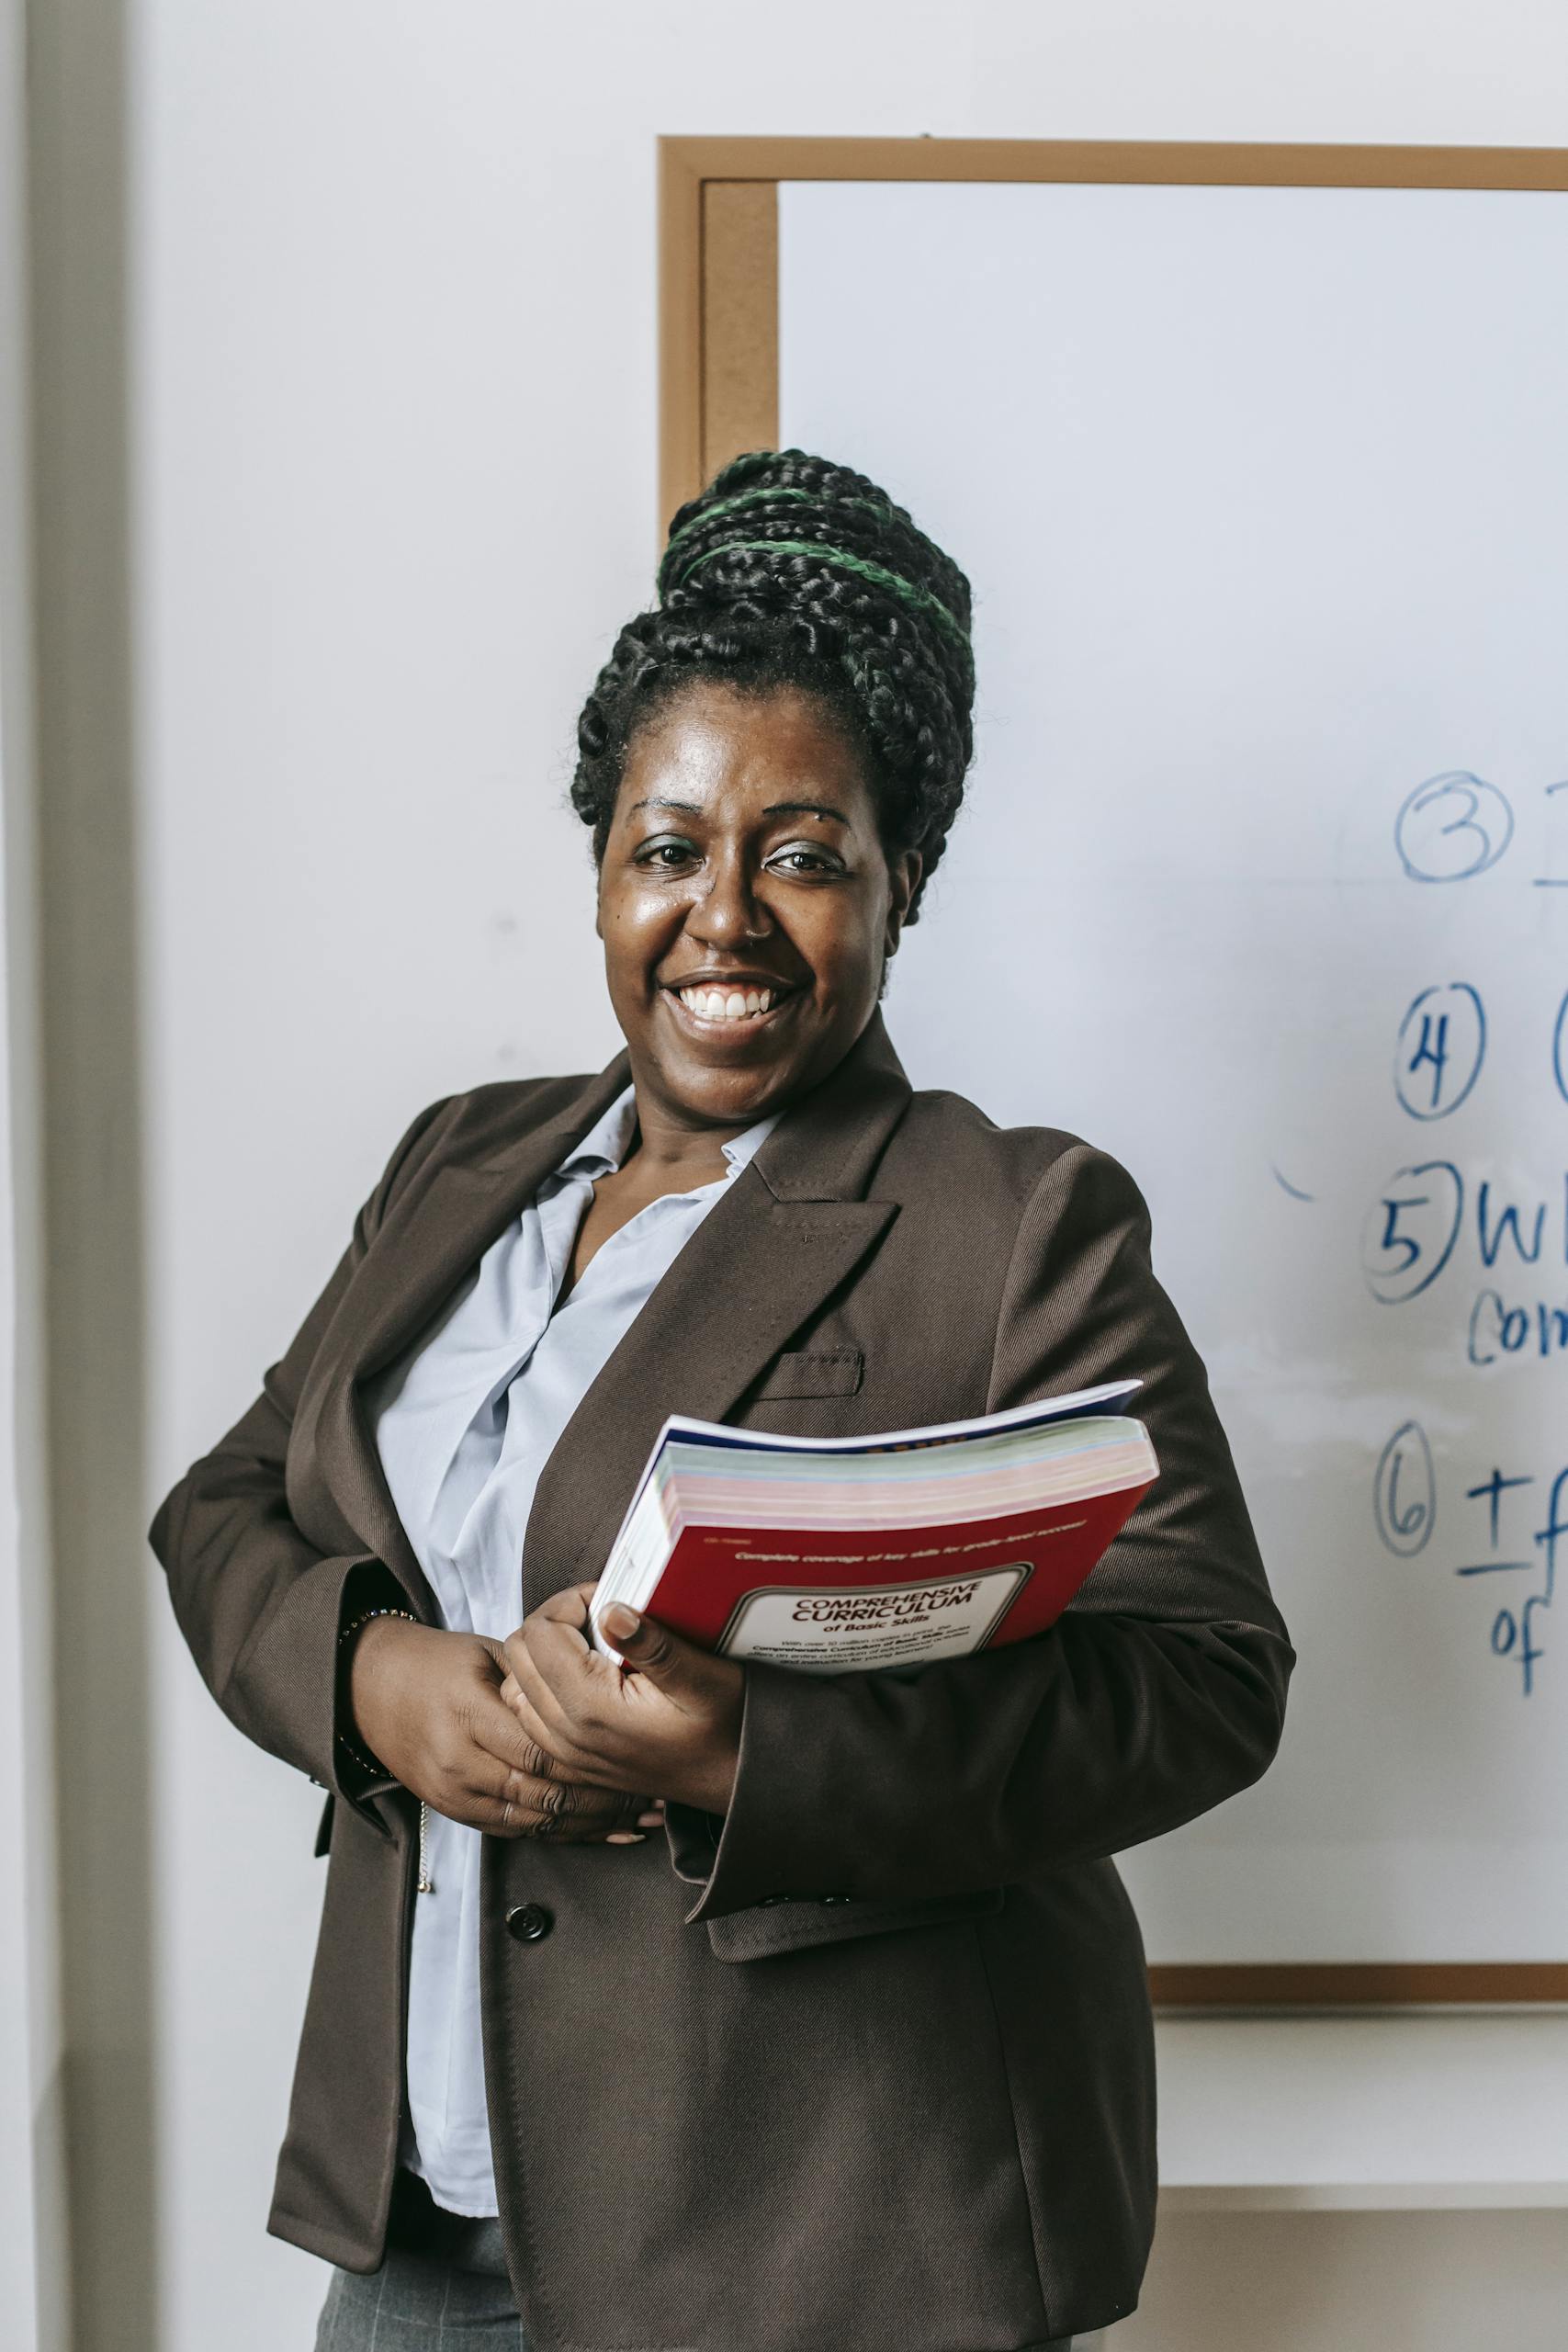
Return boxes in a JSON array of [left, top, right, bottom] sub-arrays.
[[779, 178, 1568, 1970]]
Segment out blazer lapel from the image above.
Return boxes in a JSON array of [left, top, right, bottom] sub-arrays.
[[519, 1011, 911, 1611], [313, 1054, 635, 1605]]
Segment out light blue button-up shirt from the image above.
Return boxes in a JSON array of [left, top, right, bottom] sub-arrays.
[[366, 1080, 780, 2215]]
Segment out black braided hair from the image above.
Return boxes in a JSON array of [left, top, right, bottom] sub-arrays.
[[571, 449, 975, 922]]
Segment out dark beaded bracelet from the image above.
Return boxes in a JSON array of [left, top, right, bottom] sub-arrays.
[[335, 1605, 420, 1780]]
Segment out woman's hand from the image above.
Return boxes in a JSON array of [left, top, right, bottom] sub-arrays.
[[500, 1583, 744, 1816], [348, 1615, 660, 1841]]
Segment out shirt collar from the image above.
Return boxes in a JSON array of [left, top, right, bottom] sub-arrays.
[[555, 1080, 782, 1187]]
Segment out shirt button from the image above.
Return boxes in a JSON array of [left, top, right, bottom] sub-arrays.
[[505, 1902, 554, 1943]]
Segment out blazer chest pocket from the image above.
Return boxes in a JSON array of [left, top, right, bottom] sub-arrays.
[[705, 1883, 1006, 1963], [750, 1347, 863, 1403]]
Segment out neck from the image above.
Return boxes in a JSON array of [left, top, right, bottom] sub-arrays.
[[625, 1087, 760, 1180]]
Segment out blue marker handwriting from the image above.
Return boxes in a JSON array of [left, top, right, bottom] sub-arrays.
[[1394, 984, 1486, 1120], [1363, 1164, 1568, 1329], [1394, 772, 1568, 888], [1374, 1423, 1555, 1694]]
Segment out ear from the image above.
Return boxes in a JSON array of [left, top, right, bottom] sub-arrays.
[[885, 848, 922, 955]]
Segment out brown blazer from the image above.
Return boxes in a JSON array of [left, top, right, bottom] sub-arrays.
[[149, 1010, 1292, 2351]]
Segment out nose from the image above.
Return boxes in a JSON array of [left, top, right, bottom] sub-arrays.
[[687, 842, 772, 948]]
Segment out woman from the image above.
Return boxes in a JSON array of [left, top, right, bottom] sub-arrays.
[[151, 448, 1292, 2352]]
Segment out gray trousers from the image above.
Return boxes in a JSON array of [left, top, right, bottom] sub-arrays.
[[315, 2171, 517, 2347], [314, 2168, 1080, 2350]]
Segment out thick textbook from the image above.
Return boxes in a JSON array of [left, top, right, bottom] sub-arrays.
[[589, 1379, 1156, 1675]]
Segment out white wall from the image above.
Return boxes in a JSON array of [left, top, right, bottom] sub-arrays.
[[27, 1, 1568, 2346]]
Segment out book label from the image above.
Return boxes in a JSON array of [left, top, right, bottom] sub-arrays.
[[715, 1562, 1032, 1673]]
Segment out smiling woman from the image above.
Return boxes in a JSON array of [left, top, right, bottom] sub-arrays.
[[149, 448, 1292, 2352], [598, 682, 917, 1125], [554, 449, 975, 1265]]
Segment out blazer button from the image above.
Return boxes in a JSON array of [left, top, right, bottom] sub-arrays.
[[820, 1894, 853, 1905], [505, 1902, 554, 1943], [757, 1893, 795, 1907]]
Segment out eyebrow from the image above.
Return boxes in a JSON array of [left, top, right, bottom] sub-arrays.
[[626, 797, 850, 824], [763, 799, 850, 824]]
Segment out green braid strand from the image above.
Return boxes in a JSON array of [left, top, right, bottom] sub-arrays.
[[663, 483, 899, 555], [671, 537, 971, 650]]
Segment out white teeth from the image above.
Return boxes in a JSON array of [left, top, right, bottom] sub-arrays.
[[676, 984, 781, 1023]]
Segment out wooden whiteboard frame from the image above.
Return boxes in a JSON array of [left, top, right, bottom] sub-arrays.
[[659, 134, 1568, 2010]]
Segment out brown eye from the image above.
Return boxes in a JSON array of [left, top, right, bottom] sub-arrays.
[[772, 848, 841, 876]]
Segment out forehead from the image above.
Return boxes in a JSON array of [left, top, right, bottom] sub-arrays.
[[619, 680, 875, 818]]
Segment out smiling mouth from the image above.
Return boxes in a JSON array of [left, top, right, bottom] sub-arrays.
[[663, 980, 797, 1029]]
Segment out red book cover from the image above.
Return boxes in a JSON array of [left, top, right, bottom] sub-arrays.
[[637, 1483, 1151, 1674]]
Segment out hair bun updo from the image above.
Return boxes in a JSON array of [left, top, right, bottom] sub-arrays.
[[570, 448, 975, 922]]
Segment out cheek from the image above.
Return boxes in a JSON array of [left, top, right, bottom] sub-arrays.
[[804, 887, 891, 991], [597, 874, 686, 966], [598, 868, 649, 931]]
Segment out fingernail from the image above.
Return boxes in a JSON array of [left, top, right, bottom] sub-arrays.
[[605, 1831, 646, 1845], [637, 1809, 664, 1827]]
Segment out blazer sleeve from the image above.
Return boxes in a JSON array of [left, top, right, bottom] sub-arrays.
[[147, 1095, 450, 1821], [668, 1138, 1295, 1918]]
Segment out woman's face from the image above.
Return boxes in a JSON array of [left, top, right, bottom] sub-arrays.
[[596, 680, 920, 1132]]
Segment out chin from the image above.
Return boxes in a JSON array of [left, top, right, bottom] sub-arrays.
[[663, 1055, 793, 1123]]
